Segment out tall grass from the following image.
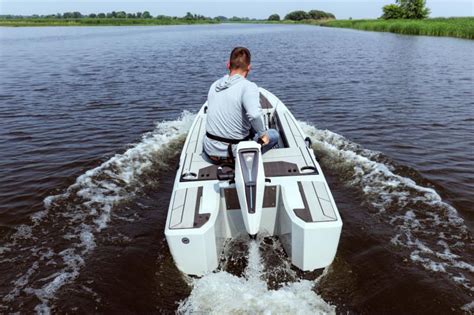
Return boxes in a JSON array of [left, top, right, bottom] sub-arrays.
[[320, 18, 474, 40], [0, 18, 219, 27]]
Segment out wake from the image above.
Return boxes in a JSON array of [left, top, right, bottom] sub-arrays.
[[1, 112, 195, 313], [1, 112, 471, 313], [300, 122, 473, 294], [178, 237, 335, 315]]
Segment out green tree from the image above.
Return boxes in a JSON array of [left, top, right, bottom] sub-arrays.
[[136, 12, 142, 18], [142, 11, 152, 19], [184, 12, 194, 20], [285, 10, 310, 21], [397, 0, 430, 19], [381, 4, 405, 19], [308, 10, 327, 20], [97, 13, 106, 18], [116, 11, 126, 18], [268, 14, 280, 21], [382, 0, 430, 19], [88, 13, 97, 18]]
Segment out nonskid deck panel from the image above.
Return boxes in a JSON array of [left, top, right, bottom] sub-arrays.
[[224, 186, 277, 210], [294, 181, 338, 223], [168, 186, 210, 230]]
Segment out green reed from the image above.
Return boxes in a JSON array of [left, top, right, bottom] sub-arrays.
[[319, 18, 474, 40]]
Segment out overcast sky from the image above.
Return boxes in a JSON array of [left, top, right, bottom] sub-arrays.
[[0, 0, 472, 19]]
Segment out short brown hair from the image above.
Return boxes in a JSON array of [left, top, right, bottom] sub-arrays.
[[229, 47, 251, 70]]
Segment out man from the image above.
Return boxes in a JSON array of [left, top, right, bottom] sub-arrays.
[[203, 47, 279, 164]]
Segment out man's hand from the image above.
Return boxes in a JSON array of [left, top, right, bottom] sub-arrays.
[[259, 133, 270, 146]]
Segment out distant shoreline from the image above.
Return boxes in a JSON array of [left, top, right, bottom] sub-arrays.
[[1, 17, 472, 40], [0, 18, 219, 27]]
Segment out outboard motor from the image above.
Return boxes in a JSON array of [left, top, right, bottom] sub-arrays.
[[234, 141, 265, 236]]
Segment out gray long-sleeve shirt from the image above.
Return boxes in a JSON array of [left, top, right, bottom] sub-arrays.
[[203, 74, 265, 157]]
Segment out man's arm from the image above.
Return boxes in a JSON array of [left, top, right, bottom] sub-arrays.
[[242, 82, 265, 135]]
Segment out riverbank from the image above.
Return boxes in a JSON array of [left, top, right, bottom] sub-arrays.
[[2, 17, 472, 40], [319, 17, 474, 40], [0, 18, 218, 27]]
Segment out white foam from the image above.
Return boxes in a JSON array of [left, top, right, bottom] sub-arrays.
[[12, 224, 34, 240], [299, 122, 473, 292], [461, 301, 474, 313], [2, 262, 40, 303], [178, 241, 335, 315], [4, 112, 195, 313]]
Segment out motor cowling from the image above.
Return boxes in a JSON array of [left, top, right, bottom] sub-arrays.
[[234, 141, 265, 236]]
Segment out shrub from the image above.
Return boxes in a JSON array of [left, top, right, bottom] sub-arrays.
[[285, 10, 310, 21], [308, 10, 326, 19], [268, 14, 280, 21], [308, 10, 335, 20], [116, 11, 126, 18], [382, 4, 405, 19]]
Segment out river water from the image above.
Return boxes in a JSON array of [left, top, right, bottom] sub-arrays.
[[0, 24, 473, 314]]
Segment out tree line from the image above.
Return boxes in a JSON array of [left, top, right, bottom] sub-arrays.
[[268, 10, 336, 22], [0, 11, 214, 20]]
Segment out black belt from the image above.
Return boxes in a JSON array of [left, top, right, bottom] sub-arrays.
[[206, 132, 252, 162], [205, 132, 251, 144]]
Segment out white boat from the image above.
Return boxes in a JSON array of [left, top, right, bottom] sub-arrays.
[[165, 88, 342, 276]]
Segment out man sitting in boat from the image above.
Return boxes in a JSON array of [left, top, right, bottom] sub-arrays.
[[203, 47, 279, 164]]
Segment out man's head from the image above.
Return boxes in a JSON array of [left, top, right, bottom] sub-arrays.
[[227, 47, 251, 77]]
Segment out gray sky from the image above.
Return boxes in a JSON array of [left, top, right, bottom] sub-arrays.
[[0, 0, 472, 19]]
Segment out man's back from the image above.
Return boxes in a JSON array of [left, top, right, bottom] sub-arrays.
[[203, 74, 264, 157]]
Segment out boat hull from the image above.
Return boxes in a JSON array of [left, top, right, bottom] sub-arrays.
[[165, 88, 342, 276]]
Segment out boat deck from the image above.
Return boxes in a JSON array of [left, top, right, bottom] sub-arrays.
[[179, 93, 319, 182]]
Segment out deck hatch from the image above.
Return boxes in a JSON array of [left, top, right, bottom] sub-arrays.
[[224, 186, 277, 210]]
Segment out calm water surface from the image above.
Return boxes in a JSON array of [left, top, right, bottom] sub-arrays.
[[0, 24, 473, 314]]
